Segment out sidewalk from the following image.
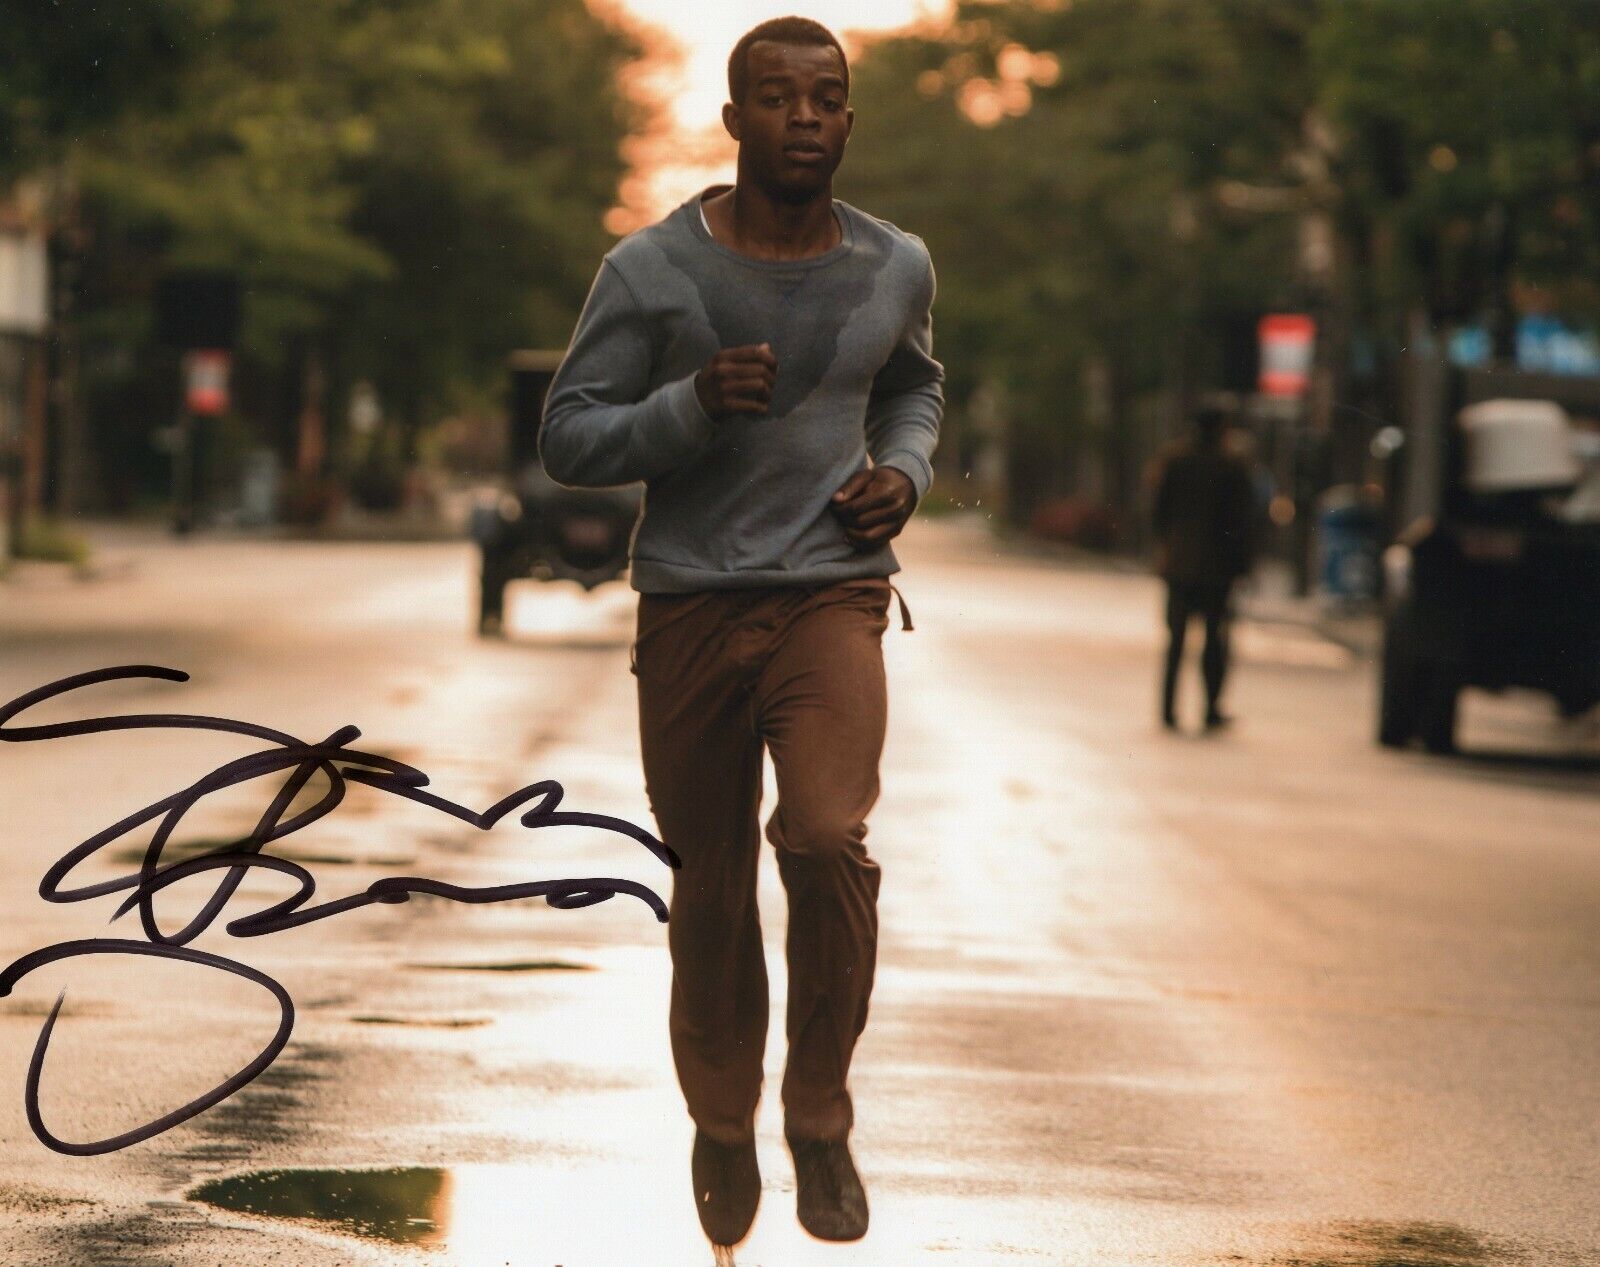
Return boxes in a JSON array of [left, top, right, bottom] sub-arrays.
[[1237, 558, 1383, 658], [0, 508, 469, 588], [0, 518, 224, 589], [936, 512, 1383, 658]]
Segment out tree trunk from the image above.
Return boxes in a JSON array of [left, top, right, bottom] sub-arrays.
[[295, 350, 327, 480], [22, 336, 47, 522]]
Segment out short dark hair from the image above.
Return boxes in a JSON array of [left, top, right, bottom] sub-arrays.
[[728, 17, 849, 108]]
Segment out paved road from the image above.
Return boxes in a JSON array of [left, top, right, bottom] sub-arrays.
[[0, 518, 1596, 1267]]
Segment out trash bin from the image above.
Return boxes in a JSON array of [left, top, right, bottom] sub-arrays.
[[1316, 484, 1383, 603], [238, 447, 281, 528]]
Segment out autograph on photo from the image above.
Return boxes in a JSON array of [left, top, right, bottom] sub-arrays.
[[0, 665, 678, 1157]]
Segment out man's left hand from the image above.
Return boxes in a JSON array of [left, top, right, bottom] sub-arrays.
[[830, 466, 916, 550]]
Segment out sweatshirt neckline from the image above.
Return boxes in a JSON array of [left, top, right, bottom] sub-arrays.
[[688, 186, 854, 270]]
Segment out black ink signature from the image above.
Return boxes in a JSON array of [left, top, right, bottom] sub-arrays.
[[0, 665, 678, 1156]]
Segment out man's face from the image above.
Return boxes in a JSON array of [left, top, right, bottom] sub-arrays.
[[726, 41, 853, 204]]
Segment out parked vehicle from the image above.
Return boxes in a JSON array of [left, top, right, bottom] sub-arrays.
[[470, 350, 642, 636], [1379, 367, 1600, 753]]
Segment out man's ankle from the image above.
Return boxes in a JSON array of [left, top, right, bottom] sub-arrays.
[[692, 1129, 761, 1246], [786, 1133, 868, 1241]]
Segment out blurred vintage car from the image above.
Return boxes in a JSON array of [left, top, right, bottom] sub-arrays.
[[469, 350, 642, 636], [1379, 367, 1600, 753]]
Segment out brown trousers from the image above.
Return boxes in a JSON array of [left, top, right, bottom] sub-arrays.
[[633, 577, 892, 1145]]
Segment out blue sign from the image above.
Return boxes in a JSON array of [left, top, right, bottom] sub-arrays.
[[1516, 315, 1600, 376]]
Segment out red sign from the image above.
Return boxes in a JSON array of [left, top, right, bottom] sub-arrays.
[[1258, 314, 1316, 397], [184, 349, 232, 416]]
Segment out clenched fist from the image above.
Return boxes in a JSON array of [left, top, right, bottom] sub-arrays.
[[831, 466, 917, 550], [694, 343, 778, 422]]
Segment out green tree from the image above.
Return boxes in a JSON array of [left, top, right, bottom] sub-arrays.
[[39, 0, 645, 510], [327, 0, 645, 439], [1311, 0, 1600, 347], [0, 0, 203, 183], [843, 0, 1316, 525]]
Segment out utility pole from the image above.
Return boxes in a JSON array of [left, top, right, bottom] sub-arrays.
[[0, 182, 51, 559], [0, 335, 24, 559], [48, 160, 87, 517]]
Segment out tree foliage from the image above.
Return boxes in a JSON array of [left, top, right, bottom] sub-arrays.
[[842, 0, 1600, 519], [0, 0, 204, 182], [15, 0, 645, 507], [15, 0, 1600, 520], [1311, 0, 1600, 334], [841, 1, 1315, 512]]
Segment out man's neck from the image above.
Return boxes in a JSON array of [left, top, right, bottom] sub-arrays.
[[703, 180, 840, 262]]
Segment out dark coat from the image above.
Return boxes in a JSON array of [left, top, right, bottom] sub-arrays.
[[1152, 445, 1259, 586]]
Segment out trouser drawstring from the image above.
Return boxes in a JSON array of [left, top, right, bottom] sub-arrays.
[[888, 583, 913, 632]]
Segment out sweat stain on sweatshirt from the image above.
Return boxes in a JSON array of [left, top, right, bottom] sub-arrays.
[[539, 186, 943, 594]]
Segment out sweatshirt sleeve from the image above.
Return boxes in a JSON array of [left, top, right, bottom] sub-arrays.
[[865, 245, 944, 505], [538, 257, 718, 488]]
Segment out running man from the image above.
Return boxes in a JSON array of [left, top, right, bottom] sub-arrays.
[[539, 15, 942, 1250]]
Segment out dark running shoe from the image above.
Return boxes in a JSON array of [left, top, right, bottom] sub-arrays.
[[691, 1129, 760, 1247], [786, 1134, 869, 1241]]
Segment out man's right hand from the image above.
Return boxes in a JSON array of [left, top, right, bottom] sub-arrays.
[[694, 344, 777, 422]]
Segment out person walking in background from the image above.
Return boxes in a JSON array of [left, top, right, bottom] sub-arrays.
[[539, 16, 942, 1252], [1152, 404, 1259, 732]]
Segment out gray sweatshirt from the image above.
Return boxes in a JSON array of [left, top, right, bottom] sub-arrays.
[[539, 187, 943, 594]]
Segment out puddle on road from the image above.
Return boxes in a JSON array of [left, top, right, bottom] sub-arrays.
[[349, 1014, 492, 1028], [1, 998, 110, 1020], [188, 1162, 696, 1259], [189, 1167, 448, 1246], [407, 959, 595, 973], [1278, 1220, 1519, 1266], [110, 838, 414, 869], [504, 633, 632, 652], [109, 837, 256, 867]]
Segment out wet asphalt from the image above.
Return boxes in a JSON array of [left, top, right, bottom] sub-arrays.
[[0, 517, 1597, 1266]]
